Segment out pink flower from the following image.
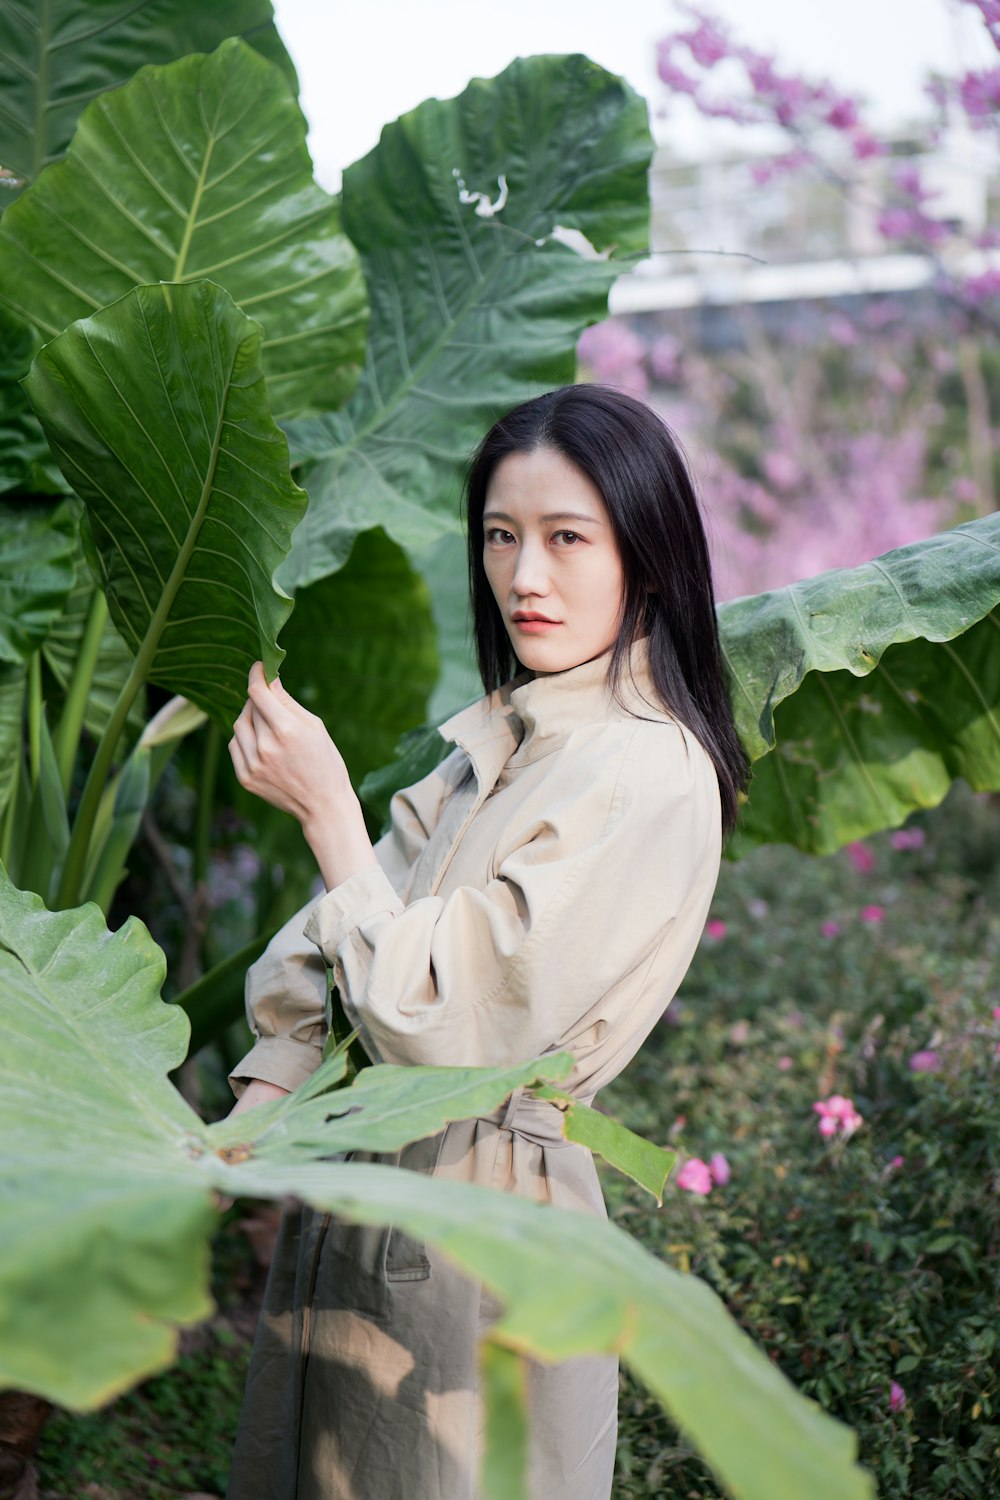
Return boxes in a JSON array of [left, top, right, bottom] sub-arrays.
[[821, 920, 841, 938], [705, 918, 727, 940], [676, 1157, 713, 1195], [813, 1095, 864, 1138], [709, 1152, 730, 1186], [777, 1055, 794, 1071], [889, 1380, 907, 1413], [890, 827, 926, 850], [890, 1155, 904, 1171], [992, 1007, 1000, 1021], [909, 1050, 940, 1073], [846, 841, 875, 874], [761, 450, 800, 491], [859, 904, 884, 924]]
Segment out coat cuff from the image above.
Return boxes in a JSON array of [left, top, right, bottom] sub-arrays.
[[302, 864, 405, 961], [228, 1036, 325, 1098]]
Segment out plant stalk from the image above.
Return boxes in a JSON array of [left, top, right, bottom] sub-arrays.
[[27, 653, 42, 788], [54, 645, 148, 909], [52, 590, 108, 796]]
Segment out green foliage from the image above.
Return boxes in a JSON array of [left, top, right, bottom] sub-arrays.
[[25, 281, 307, 726], [0, 308, 69, 495], [0, 868, 873, 1500], [281, 53, 653, 587], [720, 510, 1000, 852], [0, 0, 297, 198], [605, 784, 1000, 1499], [0, 498, 77, 666], [0, 38, 366, 420]]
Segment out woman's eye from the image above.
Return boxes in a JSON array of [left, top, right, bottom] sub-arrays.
[[554, 530, 581, 545], [485, 527, 515, 544]]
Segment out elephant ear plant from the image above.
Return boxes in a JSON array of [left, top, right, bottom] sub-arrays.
[[1, 6, 999, 1497]]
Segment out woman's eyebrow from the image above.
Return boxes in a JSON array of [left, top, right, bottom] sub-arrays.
[[482, 509, 604, 525]]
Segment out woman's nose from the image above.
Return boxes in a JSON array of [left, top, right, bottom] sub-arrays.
[[511, 542, 549, 597]]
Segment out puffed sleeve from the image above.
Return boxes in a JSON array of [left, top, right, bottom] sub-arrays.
[[301, 720, 721, 1068], [227, 745, 467, 1096]]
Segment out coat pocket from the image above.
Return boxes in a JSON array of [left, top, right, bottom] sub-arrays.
[[382, 1131, 446, 1283]]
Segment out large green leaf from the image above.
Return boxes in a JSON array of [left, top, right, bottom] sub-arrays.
[[0, 38, 366, 419], [722, 512, 1000, 853], [0, 870, 873, 1500], [0, 307, 68, 495], [0, 497, 77, 664], [23, 280, 307, 727], [279, 526, 439, 788], [280, 53, 652, 590], [0, 0, 297, 200]]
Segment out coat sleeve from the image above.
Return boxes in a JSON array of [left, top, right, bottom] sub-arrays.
[[227, 745, 466, 1096], [301, 721, 721, 1068]]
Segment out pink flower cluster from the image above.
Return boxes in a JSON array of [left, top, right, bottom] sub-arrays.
[[654, 2, 1000, 312], [676, 1152, 731, 1195], [656, 4, 874, 163], [813, 1094, 863, 1139]]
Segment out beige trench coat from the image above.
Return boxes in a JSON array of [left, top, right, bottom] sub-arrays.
[[226, 638, 722, 1500]]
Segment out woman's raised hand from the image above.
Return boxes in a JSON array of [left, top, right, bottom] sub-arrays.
[[230, 662, 377, 891], [229, 661, 353, 832]]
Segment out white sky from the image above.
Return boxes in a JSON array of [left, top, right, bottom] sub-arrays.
[[272, 0, 994, 191]]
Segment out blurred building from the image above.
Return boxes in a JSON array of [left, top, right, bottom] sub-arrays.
[[611, 121, 1000, 345]]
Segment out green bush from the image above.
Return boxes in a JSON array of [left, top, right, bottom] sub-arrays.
[[605, 783, 1000, 1500]]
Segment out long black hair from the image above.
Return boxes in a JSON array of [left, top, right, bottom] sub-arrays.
[[463, 383, 749, 837]]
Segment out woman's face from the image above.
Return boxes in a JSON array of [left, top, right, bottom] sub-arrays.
[[482, 446, 626, 674]]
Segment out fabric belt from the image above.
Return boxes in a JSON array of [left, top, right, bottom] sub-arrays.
[[474, 1085, 574, 1150]]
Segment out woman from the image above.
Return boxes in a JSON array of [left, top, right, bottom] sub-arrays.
[[225, 384, 749, 1500]]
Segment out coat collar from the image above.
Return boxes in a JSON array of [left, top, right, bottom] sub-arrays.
[[438, 637, 669, 787]]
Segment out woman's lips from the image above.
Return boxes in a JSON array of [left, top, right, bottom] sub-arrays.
[[512, 617, 561, 633]]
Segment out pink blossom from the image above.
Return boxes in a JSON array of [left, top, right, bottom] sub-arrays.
[[825, 97, 859, 130], [821, 920, 841, 939], [889, 1381, 907, 1413], [992, 1007, 1000, 1021], [890, 827, 926, 850], [962, 268, 1000, 302], [705, 918, 727, 940], [859, 904, 884, 924], [845, 841, 875, 874], [709, 1152, 731, 1185], [909, 1050, 940, 1073], [851, 131, 885, 160], [890, 1155, 905, 1170], [959, 66, 1000, 118], [676, 1157, 714, 1195], [813, 1094, 864, 1137], [650, 334, 683, 384], [761, 450, 800, 491], [686, 17, 731, 67], [827, 313, 859, 347], [577, 320, 649, 397], [777, 1055, 794, 1071]]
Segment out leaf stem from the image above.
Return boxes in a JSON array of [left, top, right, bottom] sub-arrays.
[[27, 653, 42, 787], [52, 590, 108, 797]]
